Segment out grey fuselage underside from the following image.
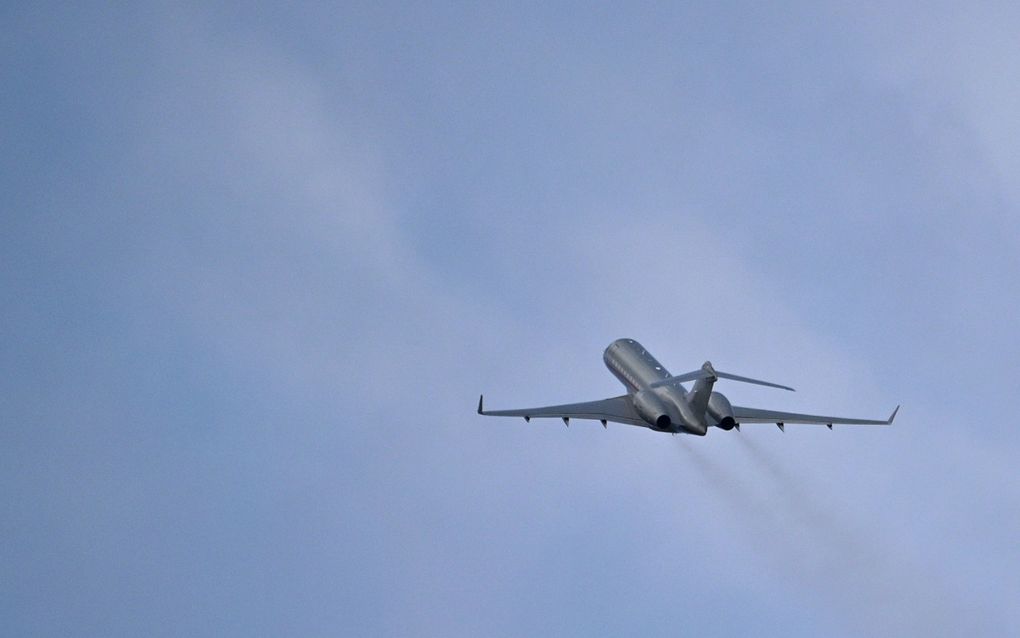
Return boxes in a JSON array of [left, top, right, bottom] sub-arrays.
[[604, 338, 707, 435]]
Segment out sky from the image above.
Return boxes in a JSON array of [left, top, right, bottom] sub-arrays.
[[2, 2, 1019, 636]]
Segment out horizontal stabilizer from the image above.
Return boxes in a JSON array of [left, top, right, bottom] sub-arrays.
[[651, 361, 795, 392], [714, 370, 795, 392]]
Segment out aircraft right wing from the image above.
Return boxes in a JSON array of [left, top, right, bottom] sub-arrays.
[[477, 394, 647, 427], [732, 405, 899, 428]]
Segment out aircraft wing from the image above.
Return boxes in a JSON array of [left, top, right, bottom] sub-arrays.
[[732, 405, 899, 427], [477, 394, 647, 427]]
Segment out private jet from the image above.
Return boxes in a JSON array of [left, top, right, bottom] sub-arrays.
[[478, 338, 897, 435]]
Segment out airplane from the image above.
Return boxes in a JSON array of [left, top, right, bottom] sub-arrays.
[[478, 338, 898, 435]]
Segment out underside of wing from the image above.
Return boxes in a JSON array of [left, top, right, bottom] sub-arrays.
[[732, 405, 899, 427], [478, 394, 647, 427]]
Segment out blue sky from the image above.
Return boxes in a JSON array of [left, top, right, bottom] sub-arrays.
[[3, 3, 1019, 636]]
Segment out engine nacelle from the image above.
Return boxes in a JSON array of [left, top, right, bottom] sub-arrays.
[[707, 391, 737, 430], [632, 390, 672, 430]]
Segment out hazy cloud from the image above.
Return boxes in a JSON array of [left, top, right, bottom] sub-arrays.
[[3, 4, 1018, 637]]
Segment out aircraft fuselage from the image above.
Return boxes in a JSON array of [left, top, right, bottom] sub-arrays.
[[603, 338, 709, 435]]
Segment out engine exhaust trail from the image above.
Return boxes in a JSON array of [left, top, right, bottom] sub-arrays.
[[675, 440, 780, 534], [734, 435, 856, 546], [731, 435, 980, 637]]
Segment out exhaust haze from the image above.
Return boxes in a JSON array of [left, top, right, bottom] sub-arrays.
[[677, 434, 987, 637]]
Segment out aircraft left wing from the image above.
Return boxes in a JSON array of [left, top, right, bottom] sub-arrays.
[[477, 394, 647, 427], [732, 405, 899, 428]]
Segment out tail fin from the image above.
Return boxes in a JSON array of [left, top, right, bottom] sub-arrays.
[[687, 363, 718, 416]]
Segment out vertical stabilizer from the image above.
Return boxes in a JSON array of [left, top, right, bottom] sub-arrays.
[[687, 361, 718, 417]]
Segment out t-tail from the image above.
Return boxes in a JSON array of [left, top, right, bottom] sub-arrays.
[[681, 361, 795, 430]]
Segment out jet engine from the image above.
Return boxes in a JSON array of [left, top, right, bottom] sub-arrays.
[[707, 391, 737, 430], [632, 390, 672, 430]]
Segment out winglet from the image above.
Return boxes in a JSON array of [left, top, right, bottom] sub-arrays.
[[478, 394, 484, 414], [887, 405, 900, 424]]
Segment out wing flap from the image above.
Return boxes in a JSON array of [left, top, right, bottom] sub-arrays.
[[732, 405, 899, 426], [478, 394, 647, 427]]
